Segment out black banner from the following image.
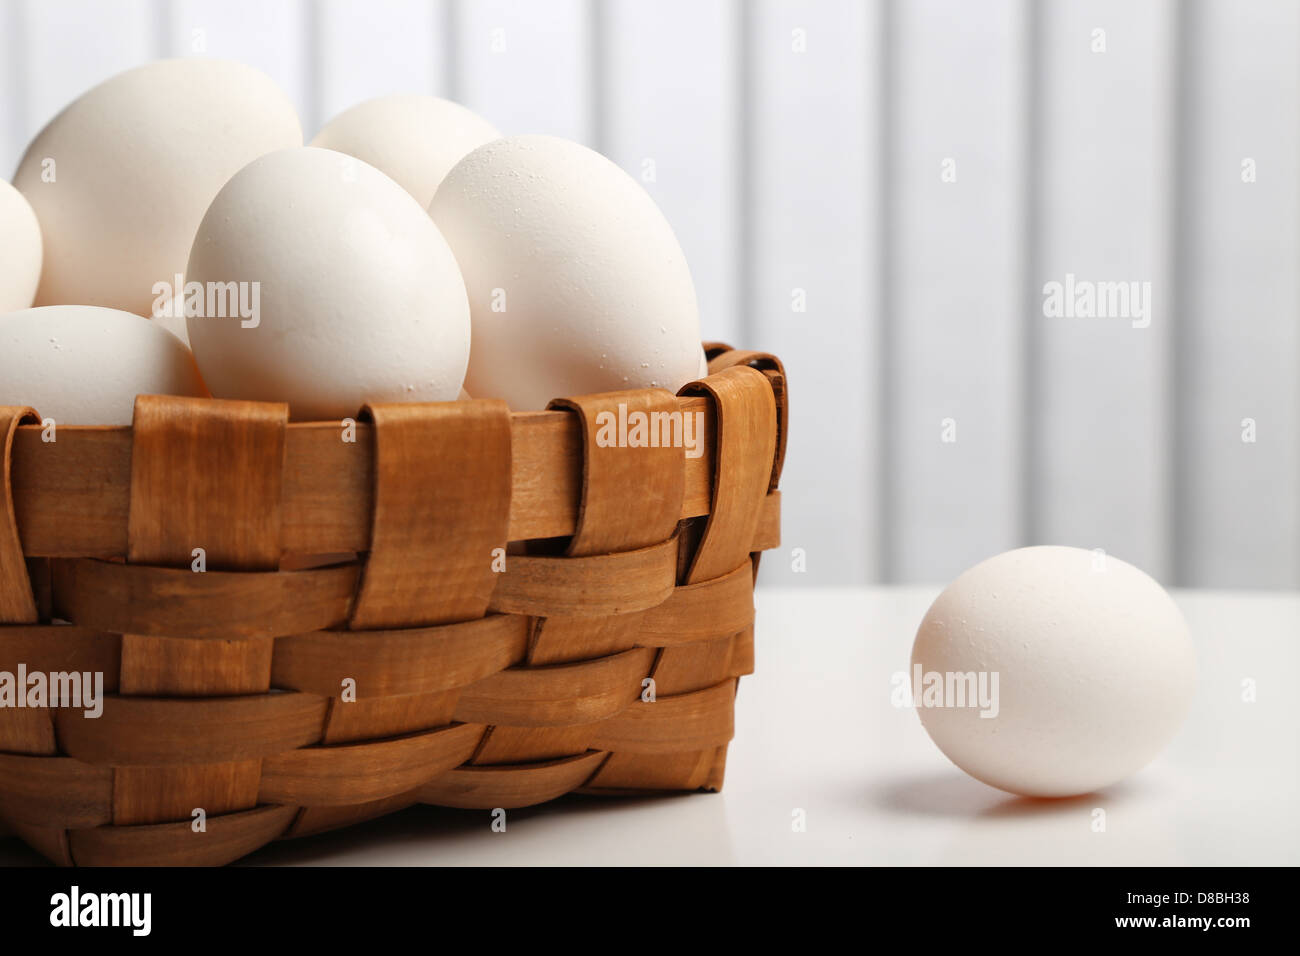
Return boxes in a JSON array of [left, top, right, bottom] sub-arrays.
[[0, 864, 1281, 942]]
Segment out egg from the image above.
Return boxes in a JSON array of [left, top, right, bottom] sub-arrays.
[[12, 58, 302, 316], [910, 546, 1196, 797], [149, 297, 192, 347], [310, 95, 499, 208], [429, 135, 702, 410], [185, 147, 470, 420], [0, 182, 42, 313], [0, 306, 207, 425]]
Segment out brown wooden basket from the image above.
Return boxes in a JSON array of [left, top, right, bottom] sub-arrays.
[[0, 343, 786, 866]]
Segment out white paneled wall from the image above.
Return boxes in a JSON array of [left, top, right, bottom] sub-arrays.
[[1177, 0, 1300, 589], [1031, 0, 1177, 581], [602, 0, 742, 346], [750, 0, 878, 587], [317, 0, 448, 118], [164, 1, 311, 116], [883, 0, 1026, 584], [0, 0, 1296, 590]]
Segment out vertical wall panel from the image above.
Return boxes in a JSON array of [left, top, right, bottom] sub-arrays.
[[885, 0, 1026, 583], [750, 0, 878, 586], [164, 0, 310, 129], [1, 0, 25, 177], [601, 0, 740, 344], [453, 0, 591, 144], [1177, 0, 1300, 588], [1030, 0, 1175, 580], [316, 0, 448, 132], [16, 0, 155, 157]]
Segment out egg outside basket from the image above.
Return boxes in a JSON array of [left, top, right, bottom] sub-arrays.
[[0, 343, 786, 866]]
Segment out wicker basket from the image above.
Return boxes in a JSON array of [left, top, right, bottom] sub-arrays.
[[0, 343, 786, 866]]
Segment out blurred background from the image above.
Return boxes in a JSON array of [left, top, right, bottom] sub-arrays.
[[1, 0, 1296, 590]]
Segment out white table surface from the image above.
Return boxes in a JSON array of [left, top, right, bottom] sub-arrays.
[[3, 587, 1297, 866]]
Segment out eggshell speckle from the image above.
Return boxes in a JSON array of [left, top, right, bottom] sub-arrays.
[[186, 147, 470, 421], [430, 135, 702, 410], [13, 58, 302, 316], [910, 546, 1196, 797], [310, 95, 499, 208], [0, 181, 41, 312], [0, 305, 207, 425]]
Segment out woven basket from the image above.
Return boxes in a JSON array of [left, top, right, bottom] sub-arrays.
[[0, 342, 786, 866]]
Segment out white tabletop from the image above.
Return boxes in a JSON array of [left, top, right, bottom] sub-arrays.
[[3, 587, 1297, 866]]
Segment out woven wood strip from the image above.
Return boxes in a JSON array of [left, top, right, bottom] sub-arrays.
[[5, 414, 782, 562], [285, 790, 422, 839], [471, 725, 597, 764], [10, 823, 73, 866], [270, 614, 529, 698], [588, 679, 735, 754], [127, 395, 287, 569], [0, 406, 39, 623], [319, 691, 460, 745], [0, 709, 55, 754], [582, 748, 726, 793], [525, 614, 640, 666], [259, 723, 482, 807], [0, 755, 113, 828], [9, 397, 716, 558], [9, 425, 131, 558], [731, 625, 755, 676], [50, 559, 359, 639], [351, 400, 511, 629], [454, 646, 657, 727], [652, 635, 742, 696], [635, 562, 754, 645], [119, 638, 272, 697], [548, 389, 684, 556], [55, 693, 328, 766], [68, 805, 298, 867], [113, 762, 263, 826], [489, 534, 678, 616], [704, 348, 788, 491], [417, 751, 608, 809], [0, 624, 122, 689], [679, 366, 776, 585]]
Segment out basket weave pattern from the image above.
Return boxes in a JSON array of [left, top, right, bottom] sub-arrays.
[[0, 344, 786, 866]]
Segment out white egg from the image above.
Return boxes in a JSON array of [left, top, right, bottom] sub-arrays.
[[310, 95, 499, 208], [186, 147, 470, 421], [150, 294, 192, 347], [429, 135, 702, 410], [13, 58, 302, 316], [911, 546, 1196, 797], [0, 181, 41, 312], [0, 306, 207, 425]]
